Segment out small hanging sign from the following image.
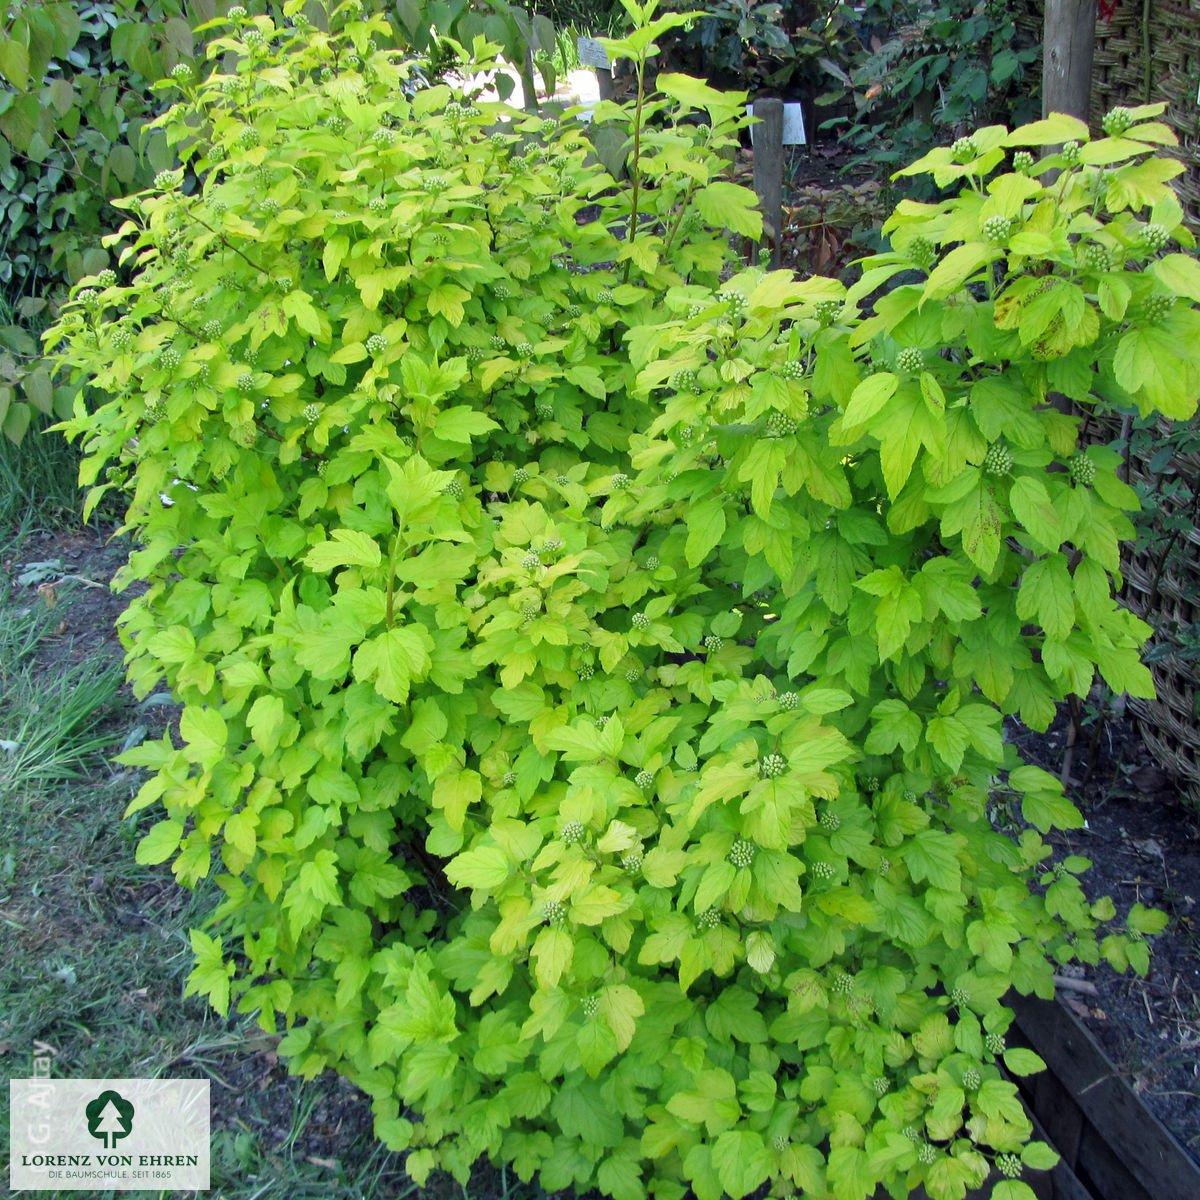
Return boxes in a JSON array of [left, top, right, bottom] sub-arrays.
[[577, 36, 611, 70], [747, 101, 808, 146]]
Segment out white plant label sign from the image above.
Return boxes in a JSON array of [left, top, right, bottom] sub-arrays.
[[577, 36, 610, 70], [748, 101, 808, 146]]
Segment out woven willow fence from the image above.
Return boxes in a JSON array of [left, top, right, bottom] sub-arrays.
[[1017, 4, 1200, 807], [1019, 0, 1200, 224]]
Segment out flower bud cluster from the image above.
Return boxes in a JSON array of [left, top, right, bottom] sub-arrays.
[[1142, 223, 1170, 252], [1102, 106, 1133, 136], [997, 1154, 1023, 1179], [728, 839, 756, 868], [984, 443, 1013, 476], [1069, 456, 1096, 485], [815, 299, 841, 325], [950, 136, 977, 161], [1145, 293, 1176, 321], [760, 754, 786, 778], [764, 412, 797, 438]]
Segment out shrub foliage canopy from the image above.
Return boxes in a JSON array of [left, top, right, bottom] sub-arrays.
[[49, 3, 1200, 1198]]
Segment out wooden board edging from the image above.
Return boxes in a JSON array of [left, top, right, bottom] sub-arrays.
[[1006, 989, 1200, 1200]]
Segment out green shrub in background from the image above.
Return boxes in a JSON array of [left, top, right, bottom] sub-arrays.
[[49, 0, 1200, 1194], [820, 0, 1040, 184], [0, 0, 201, 442], [651, 0, 856, 101], [0, 0, 568, 445], [0, 0, 192, 297]]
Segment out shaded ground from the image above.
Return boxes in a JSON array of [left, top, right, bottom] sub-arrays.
[[5, 522, 1200, 1194], [1011, 705, 1200, 1158]]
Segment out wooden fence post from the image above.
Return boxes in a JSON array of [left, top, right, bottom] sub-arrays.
[[577, 35, 613, 101], [1043, 0, 1096, 120], [751, 98, 783, 271]]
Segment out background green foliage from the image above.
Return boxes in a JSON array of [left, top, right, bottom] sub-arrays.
[[41, 3, 1200, 1200], [819, 0, 1040, 181], [0, 1, 194, 294], [0, 0, 583, 444], [0, 0, 206, 442], [653, 0, 855, 99]]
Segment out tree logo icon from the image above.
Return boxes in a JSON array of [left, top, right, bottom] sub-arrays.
[[85, 1089, 135, 1149]]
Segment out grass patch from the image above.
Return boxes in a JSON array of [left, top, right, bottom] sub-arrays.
[[0, 555, 439, 1200], [0, 416, 87, 534], [0, 604, 123, 787]]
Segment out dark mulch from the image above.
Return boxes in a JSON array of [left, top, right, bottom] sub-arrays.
[[1011, 703, 1200, 1160]]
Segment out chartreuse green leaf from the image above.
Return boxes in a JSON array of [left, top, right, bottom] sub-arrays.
[[1150, 254, 1200, 301], [303, 528, 383, 571], [685, 497, 726, 566], [992, 1183, 1038, 1200], [446, 842, 512, 889], [1011, 765, 1084, 832], [696, 182, 762, 239], [1009, 478, 1062, 551], [598, 1154, 645, 1200], [667, 1069, 741, 1135], [352, 625, 432, 703], [1021, 1141, 1059, 1170], [183, 930, 233, 1017], [711, 1130, 773, 1199], [1127, 902, 1170, 935], [828, 1144, 874, 1200], [1003, 1047, 1045, 1075], [1002, 113, 1089, 145], [136, 819, 183, 866]]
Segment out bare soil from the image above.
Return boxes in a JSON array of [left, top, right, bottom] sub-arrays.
[[1011, 707, 1200, 1160]]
